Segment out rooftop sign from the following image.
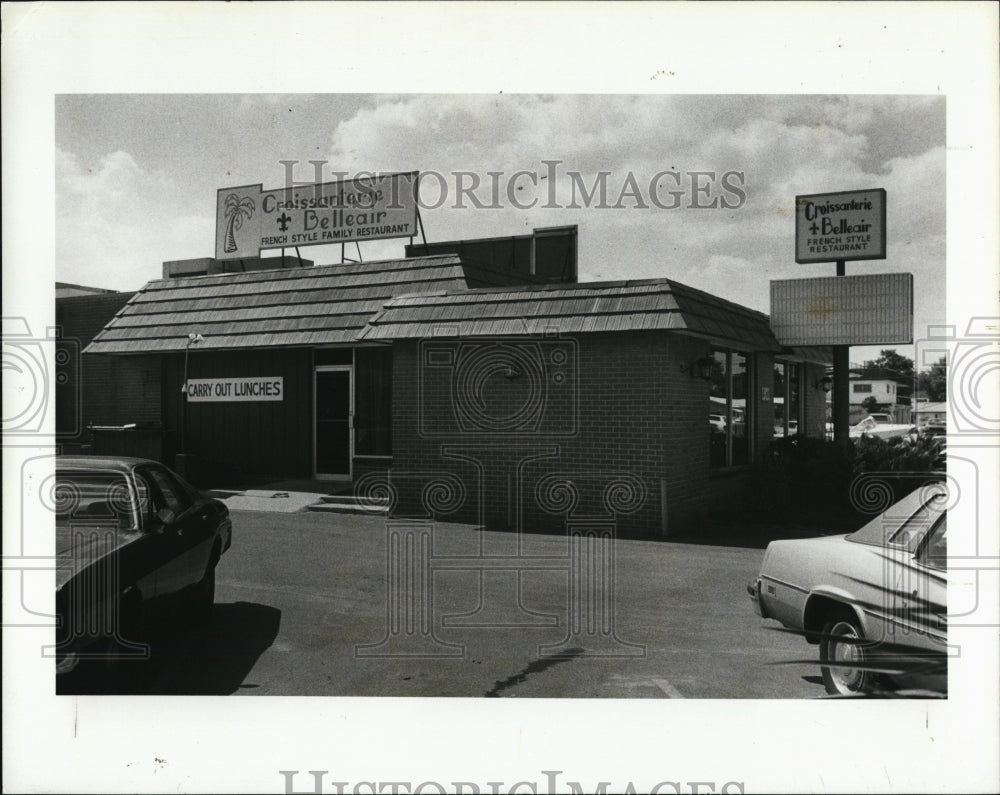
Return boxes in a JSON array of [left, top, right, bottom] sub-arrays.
[[795, 188, 886, 264], [215, 172, 418, 260], [770, 272, 913, 346]]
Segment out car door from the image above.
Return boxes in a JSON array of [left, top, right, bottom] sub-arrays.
[[881, 509, 948, 654], [138, 465, 216, 600]]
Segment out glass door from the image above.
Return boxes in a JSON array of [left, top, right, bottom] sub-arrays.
[[314, 366, 352, 479]]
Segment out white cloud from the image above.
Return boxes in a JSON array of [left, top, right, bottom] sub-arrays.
[[56, 147, 213, 289], [54, 94, 945, 349]]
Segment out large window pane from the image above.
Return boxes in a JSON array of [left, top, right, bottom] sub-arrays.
[[354, 347, 392, 456], [773, 362, 786, 437], [731, 352, 749, 465], [788, 362, 800, 436], [709, 350, 751, 468]]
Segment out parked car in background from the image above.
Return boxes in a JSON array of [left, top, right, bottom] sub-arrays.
[[55, 456, 232, 676], [849, 414, 917, 440], [709, 413, 726, 432], [920, 421, 947, 439], [749, 483, 947, 695]]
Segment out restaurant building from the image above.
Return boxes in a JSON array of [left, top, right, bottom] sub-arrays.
[[70, 227, 832, 535]]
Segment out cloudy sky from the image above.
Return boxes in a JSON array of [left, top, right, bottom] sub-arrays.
[[56, 93, 945, 362]]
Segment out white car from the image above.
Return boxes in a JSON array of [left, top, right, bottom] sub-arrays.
[[749, 483, 947, 695], [849, 415, 917, 440], [709, 414, 726, 432]]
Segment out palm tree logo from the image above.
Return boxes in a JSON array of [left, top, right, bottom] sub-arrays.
[[222, 193, 256, 253]]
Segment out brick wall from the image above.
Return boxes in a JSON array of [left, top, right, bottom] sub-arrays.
[[389, 332, 737, 537]]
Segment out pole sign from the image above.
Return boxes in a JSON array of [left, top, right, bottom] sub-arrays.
[[186, 377, 284, 402], [795, 188, 886, 264], [215, 172, 418, 260]]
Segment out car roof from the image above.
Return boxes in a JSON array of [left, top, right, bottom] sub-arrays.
[[56, 455, 162, 473], [846, 481, 947, 548]]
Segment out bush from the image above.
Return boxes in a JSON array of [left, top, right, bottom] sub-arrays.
[[747, 433, 945, 522], [853, 433, 944, 473], [851, 433, 946, 507], [747, 436, 854, 518]]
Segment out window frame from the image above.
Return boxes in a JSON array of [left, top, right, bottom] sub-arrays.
[[710, 348, 754, 469], [773, 359, 804, 439], [135, 465, 194, 525]]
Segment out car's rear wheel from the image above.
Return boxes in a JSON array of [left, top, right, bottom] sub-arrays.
[[820, 616, 872, 696]]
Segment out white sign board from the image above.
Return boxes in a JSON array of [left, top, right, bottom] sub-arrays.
[[795, 188, 886, 263], [215, 172, 418, 260], [186, 377, 284, 402], [770, 273, 913, 346]]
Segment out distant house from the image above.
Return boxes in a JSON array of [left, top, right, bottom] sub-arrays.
[[848, 366, 911, 421], [914, 401, 947, 425]]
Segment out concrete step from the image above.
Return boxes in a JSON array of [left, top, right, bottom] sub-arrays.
[[306, 495, 389, 515]]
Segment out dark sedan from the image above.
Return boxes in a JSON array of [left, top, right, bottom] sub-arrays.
[[54, 456, 232, 676]]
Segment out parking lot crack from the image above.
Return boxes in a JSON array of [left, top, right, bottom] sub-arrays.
[[484, 648, 583, 697]]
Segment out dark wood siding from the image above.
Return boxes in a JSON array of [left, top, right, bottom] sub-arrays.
[[163, 348, 313, 479]]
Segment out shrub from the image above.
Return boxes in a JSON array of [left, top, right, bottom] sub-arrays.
[[853, 433, 944, 473], [747, 433, 945, 521]]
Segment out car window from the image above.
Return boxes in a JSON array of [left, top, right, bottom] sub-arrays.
[[847, 484, 947, 549], [55, 471, 138, 531], [133, 471, 164, 526], [145, 467, 193, 515], [917, 514, 947, 570], [887, 498, 946, 552]]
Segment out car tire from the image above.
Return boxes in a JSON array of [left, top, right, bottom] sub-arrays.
[[820, 616, 873, 696]]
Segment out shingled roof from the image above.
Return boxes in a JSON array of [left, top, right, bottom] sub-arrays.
[[84, 255, 522, 354], [85, 256, 826, 359], [355, 278, 785, 351]]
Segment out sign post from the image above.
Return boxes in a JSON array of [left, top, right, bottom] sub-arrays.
[[787, 188, 892, 449], [832, 260, 850, 448]]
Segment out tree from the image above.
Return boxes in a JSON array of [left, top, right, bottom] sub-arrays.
[[917, 355, 947, 402], [866, 349, 914, 378], [861, 395, 881, 414]]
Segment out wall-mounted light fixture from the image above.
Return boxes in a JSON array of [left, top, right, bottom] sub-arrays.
[[681, 354, 715, 381], [816, 374, 834, 393], [181, 333, 205, 394]]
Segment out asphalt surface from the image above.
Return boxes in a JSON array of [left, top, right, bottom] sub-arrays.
[[58, 508, 833, 697]]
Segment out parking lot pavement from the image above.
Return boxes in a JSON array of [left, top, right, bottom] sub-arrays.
[[211, 489, 330, 513], [60, 508, 833, 697]]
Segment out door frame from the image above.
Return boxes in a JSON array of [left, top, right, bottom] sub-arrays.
[[313, 364, 353, 481]]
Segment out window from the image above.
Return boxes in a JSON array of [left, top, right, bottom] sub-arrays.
[[917, 514, 947, 570], [710, 350, 751, 468], [54, 471, 138, 532], [354, 346, 393, 456], [144, 467, 193, 515], [853, 383, 872, 394], [773, 361, 802, 438]]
